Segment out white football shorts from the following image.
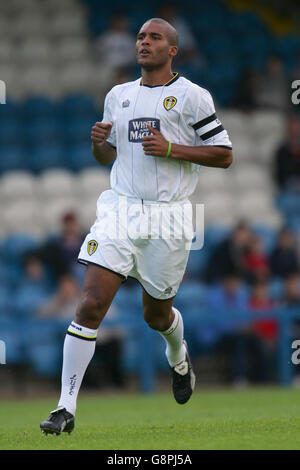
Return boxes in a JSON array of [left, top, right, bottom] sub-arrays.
[[78, 189, 193, 300]]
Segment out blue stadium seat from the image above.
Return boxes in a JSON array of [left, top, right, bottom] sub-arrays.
[[64, 118, 93, 145], [0, 100, 19, 120], [28, 344, 61, 376], [128, 8, 157, 33], [0, 119, 20, 146], [175, 280, 206, 312], [0, 262, 22, 287], [240, 34, 272, 58], [227, 12, 266, 34], [192, 7, 228, 33], [1, 234, 38, 262], [288, 218, 300, 233], [88, 15, 109, 36], [200, 35, 236, 59], [186, 249, 208, 278], [269, 278, 284, 301], [24, 118, 63, 145], [21, 97, 57, 120], [205, 226, 231, 249], [114, 285, 142, 313], [0, 322, 24, 364], [23, 319, 64, 376], [66, 144, 98, 171], [275, 35, 300, 58], [276, 191, 300, 227], [12, 285, 51, 318], [0, 285, 12, 316], [61, 94, 98, 119], [28, 144, 66, 173], [0, 146, 27, 173]]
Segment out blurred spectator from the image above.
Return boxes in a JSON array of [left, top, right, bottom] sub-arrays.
[[234, 68, 259, 111], [206, 275, 250, 386], [35, 212, 85, 283], [249, 280, 276, 343], [279, 273, 300, 384], [38, 275, 81, 320], [207, 275, 248, 314], [280, 272, 300, 308], [205, 222, 253, 283], [85, 303, 126, 390], [274, 114, 300, 191], [254, 55, 289, 111], [158, 3, 206, 69], [243, 235, 270, 283], [38, 275, 125, 389], [248, 280, 277, 382], [112, 66, 134, 86], [14, 255, 53, 318], [270, 227, 299, 278], [94, 13, 136, 70], [291, 47, 300, 82]]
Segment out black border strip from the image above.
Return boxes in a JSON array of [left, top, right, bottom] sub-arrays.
[[77, 259, 126, 281], [215, 145, 232, 149], [67, 331, 96, 341], [201, 124, 224, 141], [192, 113, 217, 130], [140, 72, 180, 88], [78, 261, 176, 301], [127, 275, 177, 302]]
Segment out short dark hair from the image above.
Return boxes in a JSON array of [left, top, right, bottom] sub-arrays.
[[143, 18, 178, 46]]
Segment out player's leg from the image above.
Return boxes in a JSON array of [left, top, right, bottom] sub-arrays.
[[40, 264, 123, 434], [142, 289, 195, 404]]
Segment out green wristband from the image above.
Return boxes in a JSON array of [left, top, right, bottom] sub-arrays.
[[166, 141, 172, 158]]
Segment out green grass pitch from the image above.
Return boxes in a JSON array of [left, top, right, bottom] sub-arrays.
[[0, 387, 299, 450]]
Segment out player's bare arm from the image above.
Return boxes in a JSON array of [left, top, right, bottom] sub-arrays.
[[142, 124, 232, 169], [91, 121, 116, 166]]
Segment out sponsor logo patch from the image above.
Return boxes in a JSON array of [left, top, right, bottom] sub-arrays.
[[128, 117, 160, 143], [163, 96, 177, 111], [87, 240, 98, 255]]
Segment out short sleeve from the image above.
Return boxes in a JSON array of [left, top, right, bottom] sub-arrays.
[[187, 87, 232, 148], [102, 89, 117, 148]]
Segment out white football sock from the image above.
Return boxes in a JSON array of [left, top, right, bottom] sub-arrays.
[[158, 307, 186, 368], [57, 321, 98, 416]]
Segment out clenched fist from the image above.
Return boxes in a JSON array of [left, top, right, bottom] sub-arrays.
[[91, 121, 113, 144]]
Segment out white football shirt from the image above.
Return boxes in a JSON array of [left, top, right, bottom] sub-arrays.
[[102, 73, 232, 202]]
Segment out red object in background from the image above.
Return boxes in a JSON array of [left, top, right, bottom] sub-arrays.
[[248, 297, 278, 341], [244, 253, 269, 272]]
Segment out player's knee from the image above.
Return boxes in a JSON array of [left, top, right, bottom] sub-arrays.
[[75, 292, 109, 328], [143, 307, 168, 331]]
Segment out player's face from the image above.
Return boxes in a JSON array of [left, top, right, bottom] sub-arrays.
[[136, 22, 175, 70]]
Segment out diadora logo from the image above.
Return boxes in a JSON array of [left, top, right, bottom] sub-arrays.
[[163, 96, 177, 111], [69, 374, 77, 395], [128, 118, 160, 143], [71, 323, 82, 331]]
